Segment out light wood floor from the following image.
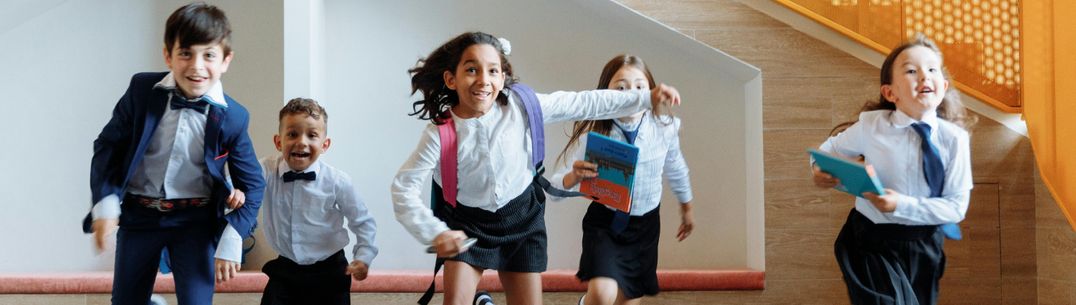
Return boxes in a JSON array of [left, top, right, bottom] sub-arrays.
[[0, 290, 840, 305]]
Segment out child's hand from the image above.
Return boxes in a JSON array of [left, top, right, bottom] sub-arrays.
[[226, 189, 246, 210], [862, 189, 900, 212], [346, 260, 369, 281], [650, 83, 681, 112], [563, 160, 598, 188], [92, 218, 119, 252], [677, 203, 695, 242], [215, 258, 241, 283], [431, 230, 470, 258], [812, 166, 840, 189]]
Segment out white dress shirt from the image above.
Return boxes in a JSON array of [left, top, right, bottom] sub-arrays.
[[550, 111, 693, 215], [261, 155, 379, 265], [92, 72, 244, 262], [391, 89, 652, 244], [818, 109, 972, 225]]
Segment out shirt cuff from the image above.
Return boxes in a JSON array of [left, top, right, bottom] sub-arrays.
[[92, 195, 121, 220], [214, 224, 243, 262], [889, 193, 918, 218], [353, 248, 377, 267]]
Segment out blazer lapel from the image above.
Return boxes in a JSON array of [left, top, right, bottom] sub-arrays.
[[126, 90, 168, 180]]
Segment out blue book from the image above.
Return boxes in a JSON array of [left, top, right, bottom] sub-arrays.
[[581, 132, 639, 213], [808, 148, 884, 198]]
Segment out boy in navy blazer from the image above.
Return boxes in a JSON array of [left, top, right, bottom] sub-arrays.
[[85, 3, 264, 305]]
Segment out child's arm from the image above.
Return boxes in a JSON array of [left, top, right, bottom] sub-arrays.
[[89, 78, 139, 249], [537, 84, 680, 125], [873, 132, 972, 225], [663, 118, 693, 205], [338, 173, 378, 280], [391, 126, 454, 245], [662, 118, 695, 242], [812, 119, 869, 189], [549, 137, 592, 199], [214, 108, 265, 282]]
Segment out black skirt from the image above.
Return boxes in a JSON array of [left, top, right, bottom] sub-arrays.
[[834, 209, 945, 305], [576, 202, 661, 299], [433, 182, 547, 272]]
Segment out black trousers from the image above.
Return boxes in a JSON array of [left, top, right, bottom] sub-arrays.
[[260, 250, 351, 305], [834, 209, 945, 305]]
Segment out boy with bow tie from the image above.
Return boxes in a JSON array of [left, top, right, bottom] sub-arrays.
[[258, 98, 378, 305], [86, 3, 265, 304]]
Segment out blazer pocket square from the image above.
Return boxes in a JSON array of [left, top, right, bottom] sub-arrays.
[[214, 151, 229, 160]]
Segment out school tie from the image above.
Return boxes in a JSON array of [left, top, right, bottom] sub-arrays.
[[282, 171, 316, 182], [610, 119, 643, 234], [910, 122, 962, 240], [169, 98, 209, 113]]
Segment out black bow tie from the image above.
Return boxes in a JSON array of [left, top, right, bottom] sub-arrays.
[[170, 99, 209, 113], [282, 171, 316, 182]]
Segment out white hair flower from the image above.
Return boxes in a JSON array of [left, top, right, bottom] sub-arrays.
[[497, 37, 512, 56]]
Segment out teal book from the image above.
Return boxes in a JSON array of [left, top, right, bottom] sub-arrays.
[[581, 132, 639, 213], [808, 148, 885, 198]]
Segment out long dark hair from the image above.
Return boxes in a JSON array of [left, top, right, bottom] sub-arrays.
[[830, 34, 976, 136], [556, 54, 661, 166], [408, 32, 517, 125]]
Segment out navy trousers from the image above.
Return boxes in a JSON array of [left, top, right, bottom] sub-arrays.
[[113, 206, 217, 305]]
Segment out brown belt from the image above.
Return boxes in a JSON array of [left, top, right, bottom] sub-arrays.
[[126, 194, 209, 212]]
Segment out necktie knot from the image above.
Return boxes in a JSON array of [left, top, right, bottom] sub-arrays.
[[911, 122, 933, 139], [282, 171, 316, 182]]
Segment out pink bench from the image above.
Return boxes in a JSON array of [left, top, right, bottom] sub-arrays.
[[0, 270, 763, 293]]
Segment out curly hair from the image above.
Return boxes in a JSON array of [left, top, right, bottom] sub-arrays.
[[407, 32, 517, 125]]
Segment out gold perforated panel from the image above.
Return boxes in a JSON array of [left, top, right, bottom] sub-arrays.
[[776, 0, 1022, 111]]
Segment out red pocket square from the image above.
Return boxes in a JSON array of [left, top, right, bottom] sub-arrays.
[[214, 151, 229, 160]]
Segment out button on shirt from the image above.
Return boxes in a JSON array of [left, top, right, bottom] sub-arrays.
[[391, 89, 652, 244], [261, 155, 378, 265], [551, 111, 693, 215], [818, 109, 972, 225]]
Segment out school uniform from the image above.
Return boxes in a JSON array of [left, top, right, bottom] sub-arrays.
[[391, 88, 653, 271], [550, 112, 693, 298], [818, 109, 972, 305], [258, 155, 378, 305], [86, 72, 265, 305]]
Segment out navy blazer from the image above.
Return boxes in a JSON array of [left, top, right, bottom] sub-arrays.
[[84, 72, 265, 239]]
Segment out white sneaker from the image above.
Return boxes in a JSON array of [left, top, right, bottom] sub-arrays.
[[149, 294, 168, 305], [578, 293, 586, 305], [474, 291, 495, 305]]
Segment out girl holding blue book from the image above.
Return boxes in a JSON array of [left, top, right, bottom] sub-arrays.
[[553, 54, 695, 305], [812, 35, 976, 305]]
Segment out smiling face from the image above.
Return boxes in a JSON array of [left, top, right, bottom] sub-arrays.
[[881, 46, 950, 120], [274, 113, 330, 172], [443, 44, 506, 119], [164, 40, 232, 99]]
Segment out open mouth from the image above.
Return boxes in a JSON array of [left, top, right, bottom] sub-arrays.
[[918, 87, 935, 94], [289, 152, 311, 159], [471, 90, 492, 99], [186, 75, 208, 83]]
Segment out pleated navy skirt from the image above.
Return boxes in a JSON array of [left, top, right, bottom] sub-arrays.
[[433, 182, 547, 273], [834, 208, 945, 305], [576, 202, 661, 299]]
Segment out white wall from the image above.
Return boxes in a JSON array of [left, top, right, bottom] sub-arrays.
[[0, 0, 762, 273], [0, 0, 282, 273], [313, 0, 764, 270]]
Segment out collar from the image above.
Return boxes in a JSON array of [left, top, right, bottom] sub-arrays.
[[153, 72, 228, 108], [277, 156, 320, 178], [891, 109, 938, 130]]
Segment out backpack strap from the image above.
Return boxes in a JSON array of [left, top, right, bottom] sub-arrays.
[[437, 115, 459, 207], [435, 84, 581, 209], [509, 84, 583, 198]]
